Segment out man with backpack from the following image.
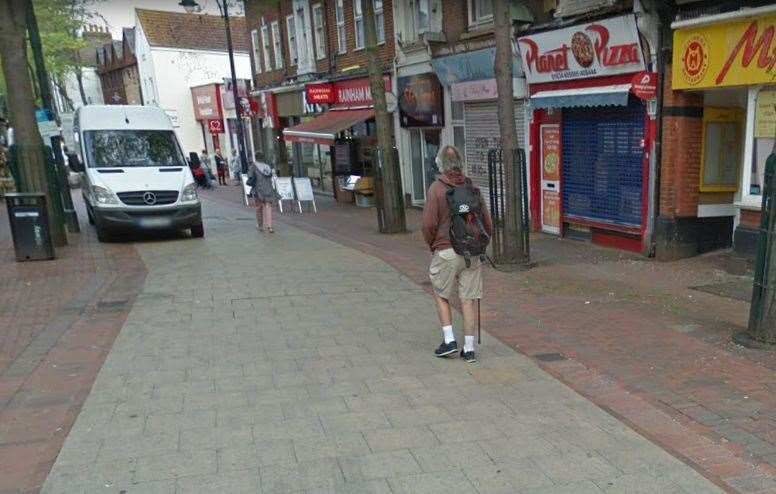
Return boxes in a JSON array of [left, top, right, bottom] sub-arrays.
[[422, 145, 493, 363]]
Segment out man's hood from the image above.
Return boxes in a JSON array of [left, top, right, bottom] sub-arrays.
[[439, 170, 467, 187]]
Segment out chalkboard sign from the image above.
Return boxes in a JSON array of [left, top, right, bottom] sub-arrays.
[[334, 143, 353, 174]]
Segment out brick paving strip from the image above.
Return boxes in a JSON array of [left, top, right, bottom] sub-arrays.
[[207, 188, 776, 493], [41, 195, 722, 493], [0, 203, 146, 494]]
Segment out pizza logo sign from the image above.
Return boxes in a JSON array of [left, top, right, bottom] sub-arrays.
[[681, 36, 709, 85], [517, 16, 644, 83]]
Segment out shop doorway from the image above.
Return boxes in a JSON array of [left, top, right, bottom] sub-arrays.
[[540, 124, 561, 234], [409, 129, 441, 204]]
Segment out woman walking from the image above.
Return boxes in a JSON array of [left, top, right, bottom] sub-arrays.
[[247, 162, 280, 233], [215, 149, 228, 186]]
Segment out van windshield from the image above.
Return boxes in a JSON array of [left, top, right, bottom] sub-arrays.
[[83, 130, 185, 168]]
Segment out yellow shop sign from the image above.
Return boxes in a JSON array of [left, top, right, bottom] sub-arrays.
[[673, 15, 776, 89]]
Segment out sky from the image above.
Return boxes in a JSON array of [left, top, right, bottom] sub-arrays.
[[89, 0, 245, 39]]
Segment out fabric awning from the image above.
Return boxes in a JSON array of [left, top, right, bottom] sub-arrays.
[[531, 84, 632, 109], [282, 108, 375, 145]]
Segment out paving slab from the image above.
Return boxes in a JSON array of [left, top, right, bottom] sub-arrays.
[[41, 196, 725, 494]]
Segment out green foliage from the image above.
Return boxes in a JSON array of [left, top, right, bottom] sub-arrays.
[[33, 0, 97, 81]]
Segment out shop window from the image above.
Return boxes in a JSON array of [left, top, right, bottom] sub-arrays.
[[261, 22, 272, 72], [312, 4, 326, 60], [271, 21, 283, 70], [701, 107, 743, 192], [750, 87, 776, 196], [336, 0, 347, 54], [250, 29, 262, 74]]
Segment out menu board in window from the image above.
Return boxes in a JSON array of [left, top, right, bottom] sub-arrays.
[[334, 143, 353, 174]]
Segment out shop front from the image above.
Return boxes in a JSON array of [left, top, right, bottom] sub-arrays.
[[671, 8, 776, 258], [519, 14, 655, 253], [191, 83, 228, 157], [397, 73, 445, 206], [282, 76, 390, 202], [432, 46, 528, 209]]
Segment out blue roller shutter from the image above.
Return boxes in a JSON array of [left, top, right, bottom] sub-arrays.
[[561, 101, 645, 228]]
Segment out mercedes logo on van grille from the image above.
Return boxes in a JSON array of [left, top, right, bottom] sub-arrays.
[[142, 192, 157, 205]]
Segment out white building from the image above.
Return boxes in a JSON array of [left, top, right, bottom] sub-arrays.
[[133, 8, 252, 156]]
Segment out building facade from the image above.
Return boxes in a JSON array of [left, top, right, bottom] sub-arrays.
[[657, 1, 776, 261], [245, 0, 395, 197], [96, 27, 142, 107], [133, 8, 253, 157]]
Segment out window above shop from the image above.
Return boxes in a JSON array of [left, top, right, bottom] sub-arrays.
[[250, 29, 262, 74], [468, 0, 493, 29], [261, 21, 272, 73], [336, 0, 347, 54], [286, 15, 297, 66], [354, 0, 385, 50], [312, 3, 326, 60], [271, 21, 283, 70]]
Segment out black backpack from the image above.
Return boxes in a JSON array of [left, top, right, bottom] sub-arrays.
[[446, 180, 490, 267]]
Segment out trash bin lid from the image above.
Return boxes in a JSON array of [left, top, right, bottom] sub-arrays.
[[5, 192, 46, 198]]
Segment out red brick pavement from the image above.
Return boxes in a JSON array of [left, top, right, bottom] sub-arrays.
[[207, 186, 776, 493], [0, 198, 146, 494]]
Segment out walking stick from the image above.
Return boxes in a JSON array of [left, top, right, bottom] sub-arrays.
[[477, 298, 481, 344]]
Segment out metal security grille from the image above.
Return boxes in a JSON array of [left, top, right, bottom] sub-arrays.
[[464, 100, 526, 208], [562, 102, 645, 228]]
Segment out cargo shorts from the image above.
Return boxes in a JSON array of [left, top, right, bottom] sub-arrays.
[[429, 247, 482, 301]]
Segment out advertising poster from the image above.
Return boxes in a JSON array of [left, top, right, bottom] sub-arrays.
[[398, 73, 445, 127]]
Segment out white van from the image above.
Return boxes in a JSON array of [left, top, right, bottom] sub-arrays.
[[71, 105, 203, 241]]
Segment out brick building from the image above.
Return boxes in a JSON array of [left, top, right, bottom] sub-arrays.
[[656, 0, 776, 262], [96, 27, 142, 106], [245, 0, 395, 194]]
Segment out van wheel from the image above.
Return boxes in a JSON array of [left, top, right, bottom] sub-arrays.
[[191, 223, 205, 238], [95, 226, 110, 242]]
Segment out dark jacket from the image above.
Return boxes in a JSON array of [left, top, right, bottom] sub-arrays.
[[421, 170, 493, 253]]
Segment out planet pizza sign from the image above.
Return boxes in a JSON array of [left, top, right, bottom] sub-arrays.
[[517, 14, 646, 85]]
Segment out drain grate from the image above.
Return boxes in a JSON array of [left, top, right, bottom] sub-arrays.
[[96, 299, 129, 312], [533, 352, 567, 362]]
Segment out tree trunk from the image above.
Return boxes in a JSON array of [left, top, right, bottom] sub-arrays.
[[363, 0, 405, 233], [0, 0, 67, 246], [493, 0, 527, 264], [75, 65, 88, 106]]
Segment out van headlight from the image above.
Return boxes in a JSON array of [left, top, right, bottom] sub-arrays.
[[181, 183, 198, 202], [91, 185, 118, 205]]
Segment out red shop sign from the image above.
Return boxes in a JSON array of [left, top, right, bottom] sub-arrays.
[[207, 119, 224, 134], [517, 14, 645, 84], [333, 76, 392, 108], [631, 71, 658, 100], [306, 83, 336, 104]]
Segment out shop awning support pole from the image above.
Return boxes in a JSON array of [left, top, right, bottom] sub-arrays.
[[220, 0, 249, 174]]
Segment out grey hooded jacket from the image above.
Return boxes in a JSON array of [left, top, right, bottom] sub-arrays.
[[248, 163, 280, 203]]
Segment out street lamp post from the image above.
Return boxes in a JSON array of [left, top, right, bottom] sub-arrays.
[[180, 0, 250, 174]]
